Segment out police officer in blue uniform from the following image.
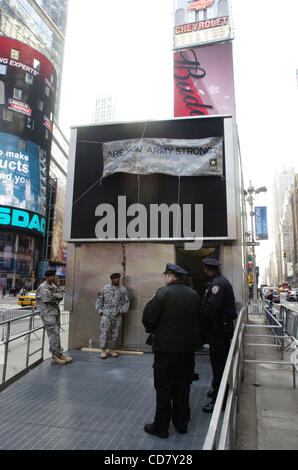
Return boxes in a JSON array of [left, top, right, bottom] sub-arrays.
[[142, 263, 204, 438], [201, 258, 237, 413]]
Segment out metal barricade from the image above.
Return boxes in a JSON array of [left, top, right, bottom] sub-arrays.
[[203, 304, 248, 450], [0, 309, 70, 391], [202, 300, 298, 450]]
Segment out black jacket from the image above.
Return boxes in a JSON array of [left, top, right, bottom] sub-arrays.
[[202, 273, 237, 342], [142, 280, 204, 352]]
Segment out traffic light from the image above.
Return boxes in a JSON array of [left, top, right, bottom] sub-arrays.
[[283, 251, 287, 261]]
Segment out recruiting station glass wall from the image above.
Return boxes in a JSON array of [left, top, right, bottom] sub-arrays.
[[0, 36, 57, 290]]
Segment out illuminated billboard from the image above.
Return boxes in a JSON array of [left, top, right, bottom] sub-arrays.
[[173, 0, 232, 50], [50, 179, 67, 263], [174, 42, 235, 119], [0, 36, 57, 235]]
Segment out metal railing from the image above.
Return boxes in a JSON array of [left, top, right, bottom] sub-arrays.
[[0, 309, 69, 391], [243, 301, 298, 389], [203, 300, 298, 450], [203, 304, 248, 450]]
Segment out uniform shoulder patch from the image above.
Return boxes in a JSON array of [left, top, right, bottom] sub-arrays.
[[211, 285, 220, 295]]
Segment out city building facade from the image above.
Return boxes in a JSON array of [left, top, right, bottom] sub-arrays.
[[92, 95, 117, 124], [272, 166, 295, 285], [291, 174, 298, 287], [0, 0, 68, 290]]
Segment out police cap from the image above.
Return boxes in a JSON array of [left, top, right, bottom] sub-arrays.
[[202, 258, 221, 268], [45, 269, 56, 277], [110, 273, 121, 279], [163, 263, 187, 276]]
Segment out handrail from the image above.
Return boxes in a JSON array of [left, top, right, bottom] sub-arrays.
[[203, 304, 248, 450], [0, 309, 69, 390]]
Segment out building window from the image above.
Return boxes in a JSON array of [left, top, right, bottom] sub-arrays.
[[0, 65, 7, 75], [3, 109, 13, 121], [11, 49, 20, 60], [45, 86, 50, 97], [27, 118, 34, 130], [37, 99, 44, 111], [13, 88, 23, 100], [25, 73, 33, 85], [33, 59, 40, 71], [18, 139, 27, 151]]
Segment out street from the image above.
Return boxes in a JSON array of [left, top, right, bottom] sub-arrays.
[[279, 293, 298, 313]]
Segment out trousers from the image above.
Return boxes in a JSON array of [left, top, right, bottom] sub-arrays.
[[152, 351, 195, 432], [99, 314, 122, 349], [209, 339, 230, 400], [41, 314, 63, 355]]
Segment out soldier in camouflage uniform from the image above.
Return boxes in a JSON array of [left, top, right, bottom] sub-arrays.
[[36, 269, 72, 365], [96, 273, 130, 359]]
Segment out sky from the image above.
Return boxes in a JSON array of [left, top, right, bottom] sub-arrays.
[[59, 0, 298, 277]]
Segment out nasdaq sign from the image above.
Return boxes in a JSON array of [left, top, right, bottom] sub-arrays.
[[0, 206, 46, 236]]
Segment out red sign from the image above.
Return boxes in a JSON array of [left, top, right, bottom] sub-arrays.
[[174, 43, 236, 120], [44, 117, 53, 133], [8, 98, 32, 116], [188, 0, 214, 11]]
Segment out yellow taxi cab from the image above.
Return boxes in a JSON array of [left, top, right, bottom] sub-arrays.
[[18, 290, 36, 307]]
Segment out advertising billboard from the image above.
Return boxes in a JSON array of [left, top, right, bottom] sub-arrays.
[[50, 179, 67, 263], [174, 42, 236, 119], [0, 37, 57, 236], [255, 206, 268, 241], [64, 116, 237, 243], [173, 0, 232, 50]]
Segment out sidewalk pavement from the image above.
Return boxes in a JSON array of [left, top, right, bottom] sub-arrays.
[[234, 313, 298, 450]]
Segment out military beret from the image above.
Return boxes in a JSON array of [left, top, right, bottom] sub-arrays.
[[45, 269, 56, 277], [110, 273, 121, 279], [202, 258, 221, 267], [163, 263, 187, 276]]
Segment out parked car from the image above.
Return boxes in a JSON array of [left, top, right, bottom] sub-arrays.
[[286, 289, 298, 302], [262, 286, 271, 298], [272, 289, 280, 303], [18, 290, 36, 307]]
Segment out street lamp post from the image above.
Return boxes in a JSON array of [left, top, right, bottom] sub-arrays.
[[246, 182, 267, 314]]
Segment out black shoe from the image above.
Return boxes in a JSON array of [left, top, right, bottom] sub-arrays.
[[202, 401, 215, 413], [144, 423, 169, 439], [207, 390, 214, 398], [192, 373, 199, 381], [174, 426, 188, 434]]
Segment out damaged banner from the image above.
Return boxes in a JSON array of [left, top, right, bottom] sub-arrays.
[[102, 137, 223, 178]]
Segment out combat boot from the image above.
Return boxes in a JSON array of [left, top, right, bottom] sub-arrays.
[[59, 353, 72, 363], [51, 354, 66, 365], [110, 350, 118, 358], [100, 349, 108, 359]]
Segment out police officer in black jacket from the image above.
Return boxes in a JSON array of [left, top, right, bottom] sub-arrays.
[[201, 258, 237, 413], [142, 263, 204, 439]]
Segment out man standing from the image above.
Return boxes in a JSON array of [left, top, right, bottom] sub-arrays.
[[36, 269, 72, 365], [201, 258, 237, 413], [96, 273, 130, 359], [142, 263, 204, 439]]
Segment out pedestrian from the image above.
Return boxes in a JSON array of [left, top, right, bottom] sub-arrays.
[[36, 269, 72, 365], [201, 258, 237, 413], [2, 288, 6, 298], [96, 273, 130, 359], [142, 263, 204, 439]]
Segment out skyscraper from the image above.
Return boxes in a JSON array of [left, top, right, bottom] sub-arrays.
[[0, 1, 69, 289], [0, 0, 68, 119], [272, 166, 295, 285], [92, 95, 117, 124]]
